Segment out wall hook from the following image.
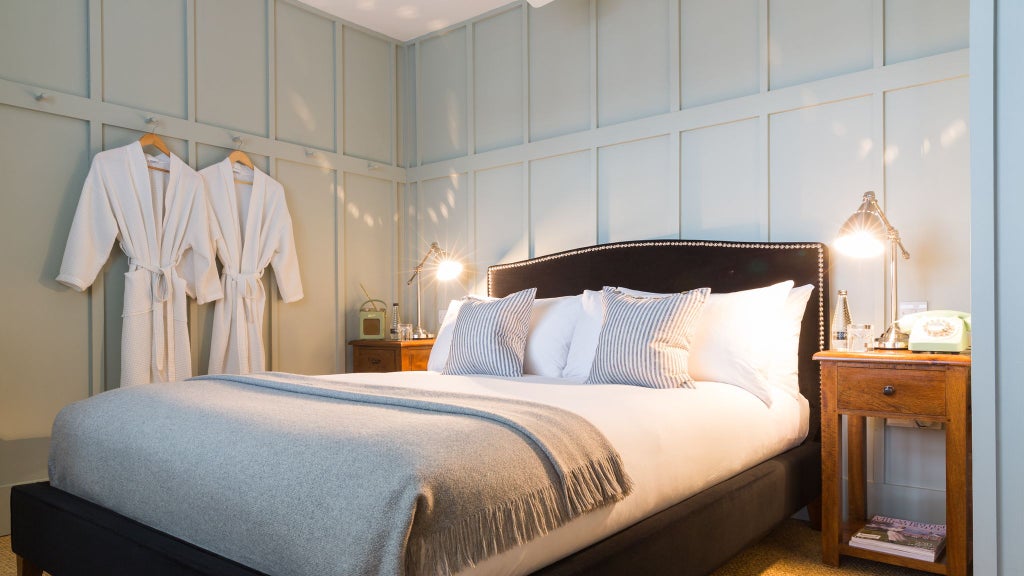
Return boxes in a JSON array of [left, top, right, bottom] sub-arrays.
[[367, 161, 380, 170], [232, 136, 243, 149], [34, 92, 48, 102], [304, 149, 315, 158], [145, 116, 160, 132]]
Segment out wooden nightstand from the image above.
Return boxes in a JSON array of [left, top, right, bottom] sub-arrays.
[[814, 350, 971, 575], [350, 339, 434, 373]]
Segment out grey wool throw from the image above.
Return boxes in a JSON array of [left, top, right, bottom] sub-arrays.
[[49, 372, 633, 576]]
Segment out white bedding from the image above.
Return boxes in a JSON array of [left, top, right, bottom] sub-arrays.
[[319, 371, 809, 576]]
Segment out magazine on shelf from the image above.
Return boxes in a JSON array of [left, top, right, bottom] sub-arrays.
[[849, 515, 947, 562]]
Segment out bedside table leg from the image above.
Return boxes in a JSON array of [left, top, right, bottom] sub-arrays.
[[946, 366, 971, 576], [847, 415, 868, 524], [821, 381, 841, 566]]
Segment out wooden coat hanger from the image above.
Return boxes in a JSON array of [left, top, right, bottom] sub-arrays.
[[228, 137, 255, 185], [138, 133, 170, 157], [228, 150, 254, 169], [138, 134, 170, 173]]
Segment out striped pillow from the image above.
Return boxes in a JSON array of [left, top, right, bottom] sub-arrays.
[[586, 286, 710, 389], [442, 288, 537, 377]]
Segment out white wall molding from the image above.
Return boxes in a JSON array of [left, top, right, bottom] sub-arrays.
[[407, 48, 967, 183], [0, 77, 406, 182]]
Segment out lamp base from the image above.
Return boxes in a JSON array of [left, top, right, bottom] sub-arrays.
[[874, 322, 909, 350]]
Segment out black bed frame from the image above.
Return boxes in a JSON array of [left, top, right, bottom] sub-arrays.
[[11, 239, 829, 576]]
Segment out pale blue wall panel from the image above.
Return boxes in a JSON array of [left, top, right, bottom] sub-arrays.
[[275, 1, 336, 151], [418, 174, 469, 325], [274, 160, 340, 375], [195, 0, 269, 136], [769, 0, 873, 90], [531, 151, 594, 257], [529, 0, 591, 141], [598, 135, 675, 243], [885, 78, 970, 313], [0, 0, 88, 97], [597, 0, 671, 127], [680, 119, 763, 241], [344, 27, 393, 164], [103, 0, 188, 118], [885, 0, 968, 65], [399, 44, 417, 167], [770, 97, 879, 326], [419, 29, 468, 164], [681, 0, 759, 108], [344, 172, 395, 367], [0, 106, 91, 440], [475, 164, 527, 293], [474, 8, 524, 154]]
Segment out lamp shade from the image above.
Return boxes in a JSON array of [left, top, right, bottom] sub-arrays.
[[834, 191, 887, 258]]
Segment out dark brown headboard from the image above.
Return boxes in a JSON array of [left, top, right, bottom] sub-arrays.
[[487, 240, 829, 441]]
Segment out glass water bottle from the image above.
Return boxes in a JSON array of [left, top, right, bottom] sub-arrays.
[[831, 290, 852, 351], [390, 302, 400, 340]]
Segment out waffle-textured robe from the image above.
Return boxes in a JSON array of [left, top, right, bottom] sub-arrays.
[[200, 159, 303, 375], [57, 142, 222, 386]]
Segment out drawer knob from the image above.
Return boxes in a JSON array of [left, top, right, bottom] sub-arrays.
[[883, 385, 895, 396], [370, 358, 381, 365]]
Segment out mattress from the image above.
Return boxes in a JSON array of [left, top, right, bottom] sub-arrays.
[[319, 371, 809, 576], [50, 371, 807, 576]]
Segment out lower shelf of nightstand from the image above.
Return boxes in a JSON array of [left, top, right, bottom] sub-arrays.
[[840, 520, 947, 574]]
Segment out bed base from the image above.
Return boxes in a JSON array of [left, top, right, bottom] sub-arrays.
[[12, 441, 818, 576]]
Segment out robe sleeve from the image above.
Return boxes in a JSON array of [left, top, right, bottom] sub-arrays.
[[56, 157, 119, 291], [270, 192, 304, 303], [179, 177, 223, 304]]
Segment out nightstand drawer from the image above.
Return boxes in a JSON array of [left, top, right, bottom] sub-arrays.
[[354, 348, 398, 372], [837, 367, 946, 417]]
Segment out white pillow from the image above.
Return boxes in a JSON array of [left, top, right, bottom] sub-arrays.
[[561, 289, 604, 382], [429, 294, 582, 376], [586, 287, 710, 389], [564, 281, 794, 404], [767, 284, 814, 398], [687, 281, 793, 406], [442, 288, 537, 376], [523, 295, 582, 378]]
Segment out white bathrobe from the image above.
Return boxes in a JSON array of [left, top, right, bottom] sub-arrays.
[[201, 159, 303, 375], [58, 142, 222, 387]]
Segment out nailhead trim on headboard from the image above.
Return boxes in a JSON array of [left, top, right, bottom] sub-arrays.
[[487, 240, 827, 352]]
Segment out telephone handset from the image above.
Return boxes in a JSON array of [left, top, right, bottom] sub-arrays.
[[896, 310, 971, 352]]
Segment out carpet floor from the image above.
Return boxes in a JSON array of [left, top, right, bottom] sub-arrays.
[[0, 519, 935, 576]]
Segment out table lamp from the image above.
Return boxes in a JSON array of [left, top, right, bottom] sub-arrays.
[[834, 191, 910, 349], [407, 242, 463, 339]]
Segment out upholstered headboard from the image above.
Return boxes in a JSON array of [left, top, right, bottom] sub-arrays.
[[487, 240, 829, 442]]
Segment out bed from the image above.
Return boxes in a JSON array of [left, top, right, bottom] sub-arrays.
[[11, 239, 829, 576]]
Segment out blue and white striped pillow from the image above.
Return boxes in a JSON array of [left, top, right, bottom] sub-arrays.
[[442, 288, 537, 377], [586, 286, 710, 389]]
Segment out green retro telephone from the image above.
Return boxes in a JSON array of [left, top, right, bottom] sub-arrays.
[[896, 310, 971, 353]]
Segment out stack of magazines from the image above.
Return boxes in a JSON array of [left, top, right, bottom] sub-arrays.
[[849, 515, 947, 562]]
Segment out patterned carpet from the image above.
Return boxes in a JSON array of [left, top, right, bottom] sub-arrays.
[[1, 519, 934, 576]]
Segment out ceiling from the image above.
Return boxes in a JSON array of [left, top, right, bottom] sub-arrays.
[[298, 0, 553, 43]]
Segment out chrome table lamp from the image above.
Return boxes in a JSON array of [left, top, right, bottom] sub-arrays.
[[406, 242, 463, 339], [834, 191, 910, 349]]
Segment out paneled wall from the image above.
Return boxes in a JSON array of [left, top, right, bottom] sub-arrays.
[[403, 0, 970, 522], [0, 0, 402, 533]]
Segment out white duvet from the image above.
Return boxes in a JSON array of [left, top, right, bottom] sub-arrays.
[[320, 371, 809, 576]]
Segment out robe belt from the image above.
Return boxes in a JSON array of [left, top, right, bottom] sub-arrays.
[[131, 258, 180, 383], [225, 270, 266, 373]]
